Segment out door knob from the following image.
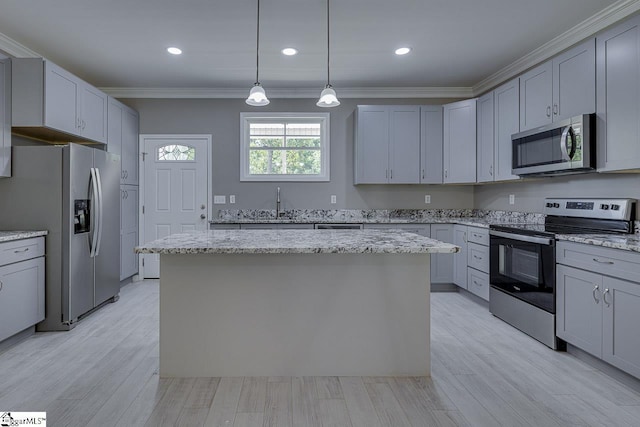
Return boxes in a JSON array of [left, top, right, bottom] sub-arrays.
[[200, 214, 206, 219]]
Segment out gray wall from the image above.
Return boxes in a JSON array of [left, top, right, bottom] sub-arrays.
[[474, 173, 640, 215], [124, 98, 474, 214]]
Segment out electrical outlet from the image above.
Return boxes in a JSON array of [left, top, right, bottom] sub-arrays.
[[424, 195, 431, 204], [509, 194, 515, 205], [330, 195, 337, 204], [229, 195, 236, 204], [213, 195, 226, 204]]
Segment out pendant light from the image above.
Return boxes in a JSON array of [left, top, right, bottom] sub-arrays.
[[317, 0, 340, 107], [246, 0, 270, 106]]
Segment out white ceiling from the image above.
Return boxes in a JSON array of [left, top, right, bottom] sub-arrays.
[[0, 0, 625, 93]]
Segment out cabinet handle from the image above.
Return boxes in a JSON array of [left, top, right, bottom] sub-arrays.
[[592, 258, 614, 265], [82, 119, 86, 130], [385, 169, 388, 179], [603, 288, 611, 307], [444, 170, 448, 179], [13, 248, 30, 253], [124, 170, 128, 179], [546, 106, 551, 117], [592, 285, 600, 304], [473, 255, 482, 260], [422, 169, 425, 180], [0, 280, 2, 292], [489, 165, 493, 176], [473, 280, 481, 287], [390, 170, 393, 179], [553, 104, 558, 115], [463, 232, 467, 243]]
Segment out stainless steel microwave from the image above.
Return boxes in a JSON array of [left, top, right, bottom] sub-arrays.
[[511, 114, 595, 176]]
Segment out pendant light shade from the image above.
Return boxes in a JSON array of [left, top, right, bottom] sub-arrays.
[[317, 0, 340, 108], [246, 0, 269, 106]]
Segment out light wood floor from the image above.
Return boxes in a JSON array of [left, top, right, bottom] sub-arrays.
[[1, 280, 640, 426]]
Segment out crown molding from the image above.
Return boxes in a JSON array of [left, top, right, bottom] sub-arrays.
[[0, 32, 40, 58], [473, 0, 640, 95], [100, 86, 474, 99]]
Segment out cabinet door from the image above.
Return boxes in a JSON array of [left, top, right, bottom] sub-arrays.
[[120, 185, 138, 280], [552, 39, 595, 121], [493, 78, 520, 182], [354, 106, 389, 184], [443, 99, 476, 183], [44, 61, 80, 136], [596, 14, 640, 172], [80, 83, 108, 143], [107, 97, 123, 156], [556, 265, 603, 357], [0, 58, 10, 178], [0, 257, 45, 342], [430, 224, 453, 284], [519, 61, 553, 131], [420, 106, 443, 184], [476, 92, 494, 183], [121, 107, 139, 185], [389, 106, 420, 183], [452, 225, 468, 288], [603, 276, 640, 378]]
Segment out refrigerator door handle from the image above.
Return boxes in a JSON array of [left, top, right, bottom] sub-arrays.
[[94, 167, 104, 257], [89, 167, 99, 258]]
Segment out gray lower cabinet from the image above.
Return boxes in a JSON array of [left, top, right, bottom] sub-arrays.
[[120, 185, 139, 280], [596, 13, 640, 172], [0, 237, 45, 342], [466, 227, 490, 301], [453, 225, 468, 289], [430, 224, 454, 284], [0, 57, 11, 178], [557, 241, 640, 378]]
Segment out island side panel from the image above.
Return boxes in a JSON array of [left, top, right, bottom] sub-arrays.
[[159, 252, 430, 377]]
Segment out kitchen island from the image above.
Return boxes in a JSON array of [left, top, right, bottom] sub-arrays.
[[136, 229, 459, 377]]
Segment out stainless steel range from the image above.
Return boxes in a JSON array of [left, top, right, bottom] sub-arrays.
[[489, 198, 636, 350]]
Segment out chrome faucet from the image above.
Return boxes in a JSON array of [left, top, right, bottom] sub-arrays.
[[276, 187, 281, 218]]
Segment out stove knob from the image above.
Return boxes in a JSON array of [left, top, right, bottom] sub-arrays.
[[553, 203, 560, 208], [611, 204, 620, 211], [600, 204, 609, 210], [546, 202, 553, 208]]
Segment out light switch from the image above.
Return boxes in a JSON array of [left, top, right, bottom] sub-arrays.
[[424, 195, 431, 204], [509, 194, 515, 205], [330, 195, 337, 204], [213, 195, 226, 204]]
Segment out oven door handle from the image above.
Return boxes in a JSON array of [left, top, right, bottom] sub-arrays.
[[489, 230, 554, 246]]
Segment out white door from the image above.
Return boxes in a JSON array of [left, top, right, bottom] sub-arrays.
[[140, 135, 211, 278]]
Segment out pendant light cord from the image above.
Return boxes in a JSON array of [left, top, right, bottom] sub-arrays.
[[326, 0, 331, 86], [256, 0, 260, 84]]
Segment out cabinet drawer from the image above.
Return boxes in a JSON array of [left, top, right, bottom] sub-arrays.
[[467, 227, 489, 245], [468, 242, 490, 273], [0, 237, 45, 266], [557, 241, 640, 283], [467, 268, 490, 301]]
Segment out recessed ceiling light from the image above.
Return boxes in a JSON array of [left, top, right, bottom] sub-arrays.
[[395, 47, 412, 56], [281, 48, 298, 56], [167, 47, 182, 55]]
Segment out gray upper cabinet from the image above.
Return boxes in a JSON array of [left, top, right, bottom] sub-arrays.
[[596, 14, 640, 172], [520, 39, 595, 132], [12, 58, 108, 144], [493, 79, 520, 182], [519, 61, 553, 131], [420, 106, 443, 183], [0, 58, 10, 178], [108, 97, 140, 185], [443, 99, 477, 183], [354, 105, 420, 184], [476, 92, 495, 183]]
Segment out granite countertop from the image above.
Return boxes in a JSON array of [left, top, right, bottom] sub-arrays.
[[0, 231, 49, 243], [556, 234, 640, 253], [136, 229, 460, 255]]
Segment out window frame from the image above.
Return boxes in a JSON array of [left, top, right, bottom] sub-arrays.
[[240, 112, 330, 182]]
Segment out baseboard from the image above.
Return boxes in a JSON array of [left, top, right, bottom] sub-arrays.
[[568, 344, 640, 394], [120, 276, 135, 288], [0, 326, 35, 354], [431, 283, 459, 292], [459, 288, 490, 308]]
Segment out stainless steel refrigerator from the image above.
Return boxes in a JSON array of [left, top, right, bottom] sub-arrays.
[[0, 143, 120, 331]]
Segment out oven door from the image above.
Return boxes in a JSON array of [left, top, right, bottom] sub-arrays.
[[489, 230, 556, 313]]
